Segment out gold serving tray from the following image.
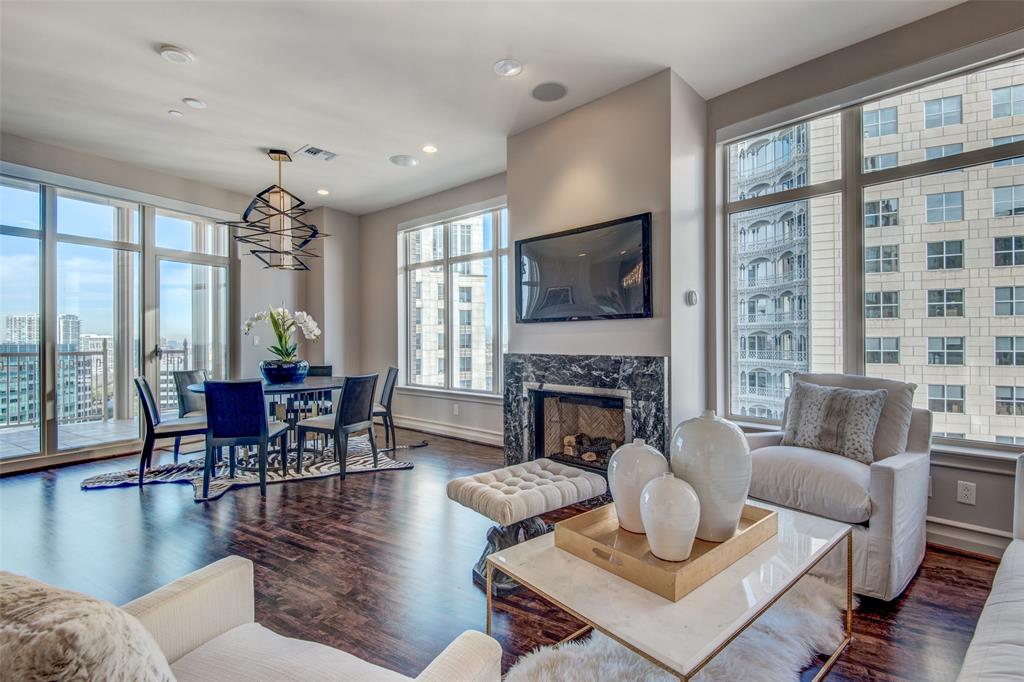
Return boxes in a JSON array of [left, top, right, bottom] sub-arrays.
[[554, 503, 778, 602]]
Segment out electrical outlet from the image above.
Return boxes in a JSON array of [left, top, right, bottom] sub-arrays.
[[452, 403, 460, 416], [956, 480, 977, 505], [252, 335, 260, 346]]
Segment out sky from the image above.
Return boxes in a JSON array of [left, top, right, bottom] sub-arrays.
[[0, 183, 222, 343]]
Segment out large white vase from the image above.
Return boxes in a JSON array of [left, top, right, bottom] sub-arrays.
[[640, 473, 701, 561], [669, 410, 751, 542], [607, 438, 670, 533]]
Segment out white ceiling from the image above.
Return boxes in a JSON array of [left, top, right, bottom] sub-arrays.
[[0, 1, 959, 215]]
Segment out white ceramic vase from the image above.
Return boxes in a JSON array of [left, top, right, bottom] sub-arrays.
[[607, 438, 670, 533], [640, 473, 701, 562], [669, 409, 751, 542]]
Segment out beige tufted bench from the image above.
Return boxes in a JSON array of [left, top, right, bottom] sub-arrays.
[[447, 458, 607, 593]]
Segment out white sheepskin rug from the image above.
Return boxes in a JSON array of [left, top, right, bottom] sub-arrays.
[[506, 576, 852, 682]]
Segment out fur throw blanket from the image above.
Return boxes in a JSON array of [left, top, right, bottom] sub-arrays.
[[0, 571, 174, 681]]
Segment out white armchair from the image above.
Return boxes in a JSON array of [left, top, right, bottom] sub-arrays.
[[745, 374, 932, 601], [122, 556, 502, 681]]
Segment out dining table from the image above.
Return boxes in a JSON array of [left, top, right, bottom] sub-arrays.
[[188, 376, 346, 463]]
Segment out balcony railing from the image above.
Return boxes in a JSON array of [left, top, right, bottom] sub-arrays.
[[2, 344, 112, 427], [1, 342, 190, 430], [737, 310, 809, 326], [737, 226, 808, 253], [738, 350, 808, 363], [738, 269, 807, 290], [736, 385, 790, 401]]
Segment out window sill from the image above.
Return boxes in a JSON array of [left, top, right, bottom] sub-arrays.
[[396, 385, 503, 406]]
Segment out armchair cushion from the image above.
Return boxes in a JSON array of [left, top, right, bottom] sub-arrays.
[[170, 622, 409, 681], [749, 446, 872, 524], [781, 380, 887, 464], [792, 373, 916, 460]]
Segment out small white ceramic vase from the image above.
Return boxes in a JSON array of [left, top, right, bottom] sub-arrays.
[[640, 473, 701, 562], [607, 438, 670, 533], [669, 409, 751, 542]]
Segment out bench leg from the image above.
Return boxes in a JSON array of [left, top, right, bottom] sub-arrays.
[[472, 516, 552, 595]]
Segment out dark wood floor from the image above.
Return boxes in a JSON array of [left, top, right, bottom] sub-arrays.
[[0, 429, 998, 680]]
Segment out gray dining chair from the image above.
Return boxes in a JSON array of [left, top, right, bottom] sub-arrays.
[[203, 380, 289, 498], [373, 367, 399, 451], [172, 369, 207, 463], [296, 373, 379, 478], [135, 377, 206, 486]]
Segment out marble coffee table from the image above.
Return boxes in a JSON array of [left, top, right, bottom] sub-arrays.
[[485, 500, 852, 681]]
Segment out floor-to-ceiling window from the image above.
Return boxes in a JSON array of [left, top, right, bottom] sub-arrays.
[[0, 179, 42, 457], [724, 55, 1024, 448], [0, 176, 232, 463], [399, 205, 507, 394]]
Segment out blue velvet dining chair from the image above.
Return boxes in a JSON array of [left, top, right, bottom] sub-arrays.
[[172, 369, 207, 463], [295, 373, 379, 479], [203, 380, 289, 498], [134, 377, 206, 486]]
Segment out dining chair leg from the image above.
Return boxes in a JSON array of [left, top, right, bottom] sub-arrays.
[[202, 440, 214, 499], [280, 430, 289, 477], [296, 429, 307, 474], [387, 412, 397, 451], [229, 446, 237, 479], [257, 441, 268, 496], [338, 432, 348, 480], [139, 431, 155, 486], [368, 426, 380, 468], [173, 436, 181, 464]]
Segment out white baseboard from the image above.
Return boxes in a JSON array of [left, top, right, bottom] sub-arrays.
[[926, 516, 1011, 559], [387, 414, 503, 447]]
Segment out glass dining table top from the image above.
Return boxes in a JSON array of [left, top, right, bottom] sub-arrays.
[[187, 376, 347, 394]]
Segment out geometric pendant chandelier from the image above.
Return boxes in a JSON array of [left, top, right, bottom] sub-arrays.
[[221, 149, 327, 271]]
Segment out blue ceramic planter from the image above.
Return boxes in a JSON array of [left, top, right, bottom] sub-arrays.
[[259, 359, 309, 384]]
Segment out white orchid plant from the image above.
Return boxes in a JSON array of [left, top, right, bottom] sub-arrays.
[[242, 306, 321, 362]]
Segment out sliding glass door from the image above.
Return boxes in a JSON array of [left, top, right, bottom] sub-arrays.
[[0, 176, 233, 465], [155, 209, 230, 413]]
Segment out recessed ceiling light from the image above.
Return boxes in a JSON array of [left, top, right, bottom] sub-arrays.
[[167, 109, 184, 118], [532, 82, 568, 102], [389, 154, 419, 167], [158, 44, 194, 65], [316, 189, 330, 196], [494, 58, 523, 77], [578, 252, 587, 257], [182, 97, 206, 109], [421, 144, 438, 154]]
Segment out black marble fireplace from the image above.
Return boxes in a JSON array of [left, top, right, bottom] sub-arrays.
[[503, 353, 669, 470]]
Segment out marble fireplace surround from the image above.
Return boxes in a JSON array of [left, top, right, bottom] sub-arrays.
[[503, 353, 670, 467]]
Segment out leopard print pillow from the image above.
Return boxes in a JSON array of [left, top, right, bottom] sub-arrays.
[[782, 380, 888, 464]]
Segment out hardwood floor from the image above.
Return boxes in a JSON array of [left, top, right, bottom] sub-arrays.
[[0, 429, 998, 680]]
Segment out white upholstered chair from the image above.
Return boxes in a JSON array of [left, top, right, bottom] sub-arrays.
[[745, 373, 932, 601], [123, 556, 501, 681]]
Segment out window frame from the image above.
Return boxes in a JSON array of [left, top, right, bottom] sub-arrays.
[[398, 205, 507, 396], [720, 52, 1024, 447]]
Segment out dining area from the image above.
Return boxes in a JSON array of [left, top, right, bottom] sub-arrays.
[[117, 365, 404, 501]]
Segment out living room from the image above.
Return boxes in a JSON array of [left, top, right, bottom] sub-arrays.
[[1, 1, 1022, 680]]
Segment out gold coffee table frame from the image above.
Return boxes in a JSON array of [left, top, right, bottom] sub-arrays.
[[487, 529, 853, 682]]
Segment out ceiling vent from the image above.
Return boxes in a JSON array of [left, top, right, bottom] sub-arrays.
[[296, 145, 337, 162]]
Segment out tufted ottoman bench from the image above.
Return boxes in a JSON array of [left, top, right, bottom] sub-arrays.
[[447, 458, 607, 594]]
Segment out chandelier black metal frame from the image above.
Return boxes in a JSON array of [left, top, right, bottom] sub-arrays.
[[221, 149, 327, 271]]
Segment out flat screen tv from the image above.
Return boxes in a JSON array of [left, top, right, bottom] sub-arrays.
[[516, 213, 652, 323]]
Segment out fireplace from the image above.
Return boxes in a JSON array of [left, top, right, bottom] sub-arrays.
[[503, 353, 669, 471], [529, 384, 632, 473]]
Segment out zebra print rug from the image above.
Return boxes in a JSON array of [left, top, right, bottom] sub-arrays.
[[80, 435, 415, 501]]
